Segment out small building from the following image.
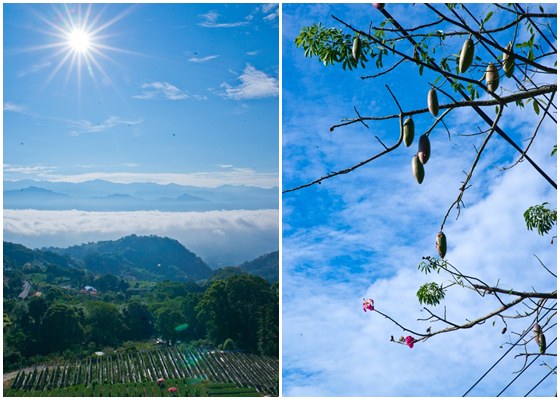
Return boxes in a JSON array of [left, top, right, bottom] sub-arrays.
[[81, 286, 98, 295]]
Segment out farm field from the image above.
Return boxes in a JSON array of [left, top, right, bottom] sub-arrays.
[[4, 344, 278, 397]]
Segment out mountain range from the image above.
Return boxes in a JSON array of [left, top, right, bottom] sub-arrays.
[[4, 235, 279, 283], [3, 180, 278, 211]]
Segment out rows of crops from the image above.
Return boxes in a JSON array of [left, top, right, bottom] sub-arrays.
[[5, 344, 278, 397], [5, 378, 262, 397]]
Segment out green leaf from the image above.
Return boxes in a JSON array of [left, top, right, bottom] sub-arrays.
[[417, 282, 446, 306], [483, 11, 494, 24], [533, 100, 540, 115], [539, 5, 544, 12], [528, 47, 535, 61], [524, 203, 557, 235], [551, 145, 557, 156]]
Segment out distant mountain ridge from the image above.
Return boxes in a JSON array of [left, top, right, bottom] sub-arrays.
[[3, 179, 278, 212], [238, 251, 279, 283], [45, 235, 213, 281]]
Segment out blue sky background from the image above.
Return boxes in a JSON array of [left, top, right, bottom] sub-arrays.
[[3, 3, 279, 266], [282, 3, 556, 396], [4, 3, 278, 185]]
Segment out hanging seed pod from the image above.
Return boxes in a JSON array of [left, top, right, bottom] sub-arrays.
[[417, 134, 431, 164], [352, 36, 361, 61], [538, 333, 546, 354], [459, 37, 474, 73], [403, 117, 415, 147], [427, 87, 439, 117], [436, 231, 447, 258], [412, 155, 425, 184], [486, 62, 499, 92], [372, 3, 385, 10], [502, 41, 515, 78], [413, 47, 420, 65], [533, 323, 542, 335]]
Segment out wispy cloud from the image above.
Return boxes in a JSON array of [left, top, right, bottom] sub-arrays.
[[188, 55, 220, 63], [68, 116, 143, 135], [4, 102, 27, 113], [198, 11, 249, 28], [246, 50, 259, 56], [4, 164, 58, 176], [4, 209, 279, 266], [260, 4, 279, 21], [221, 65, 278, 100], [17, 61, 52, 78], [133, 81, 206, 101], [3, 165, 278, 188]]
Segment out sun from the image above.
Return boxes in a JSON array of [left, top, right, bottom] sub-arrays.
[[67, 28, 92, 53], [20, 4, 139, 91]]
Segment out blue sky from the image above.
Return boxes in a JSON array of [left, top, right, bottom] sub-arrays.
[[282, 3, 556, 396], [4, 3, 278, 187], [3, 3, 279, 266]]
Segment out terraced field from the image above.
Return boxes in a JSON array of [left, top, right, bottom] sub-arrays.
[[4, 344, 278, 397]]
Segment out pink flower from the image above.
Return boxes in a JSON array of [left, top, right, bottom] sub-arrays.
[[362, 298, 374, 312], [405, 336, 414, 348], [168, 387, 178, 393]]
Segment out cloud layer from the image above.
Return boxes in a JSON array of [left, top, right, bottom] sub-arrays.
[[4, 209, 279, 267]]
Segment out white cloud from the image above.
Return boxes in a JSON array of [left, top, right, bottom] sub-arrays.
[[68, 116, 143, 135], [198, 11, 248, 28], [246, 50, 259, 56], [283, 147, 556, 395], [188, 55, 219, 63], [3, 164, 58, 175], [221, 65, 278, 100], [260, 4, 279, 21], [3, 102, 27, 113], [3, 209, 279, 266], [133, 81, 205, 101]]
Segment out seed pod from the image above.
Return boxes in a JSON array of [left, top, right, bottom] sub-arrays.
[[372, 3, 385, 10], [436, 231, 447, 259], [459, 37, 474, 73], [403, 117, 415, 147], [486, 62, 499, 92], [427, 87, 439, 117], [412, 155, 424, 184], [537, 333, 546, 354], [502, 41, 515, 78], [533, 323, 542, 335], [501, 327, 507, 334], [352, 36, 361, 61], [417, 134, 431, 164], [413, 47, 419, 64]]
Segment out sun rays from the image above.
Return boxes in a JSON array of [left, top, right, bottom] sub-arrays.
[[14, 4, 139, 93]]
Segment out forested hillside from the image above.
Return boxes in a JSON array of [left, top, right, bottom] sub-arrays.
[[3, 238, 278, 375]]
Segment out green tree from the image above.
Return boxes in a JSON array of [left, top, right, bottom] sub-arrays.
[[196, 280, 230, 345], [122, 300, 153, 341], [155, 306, 185, 343], [197, 276, 274, 353], [40, 303, 84, 354], [84, 301, 124, 347], [258, 282, 279, 357]]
